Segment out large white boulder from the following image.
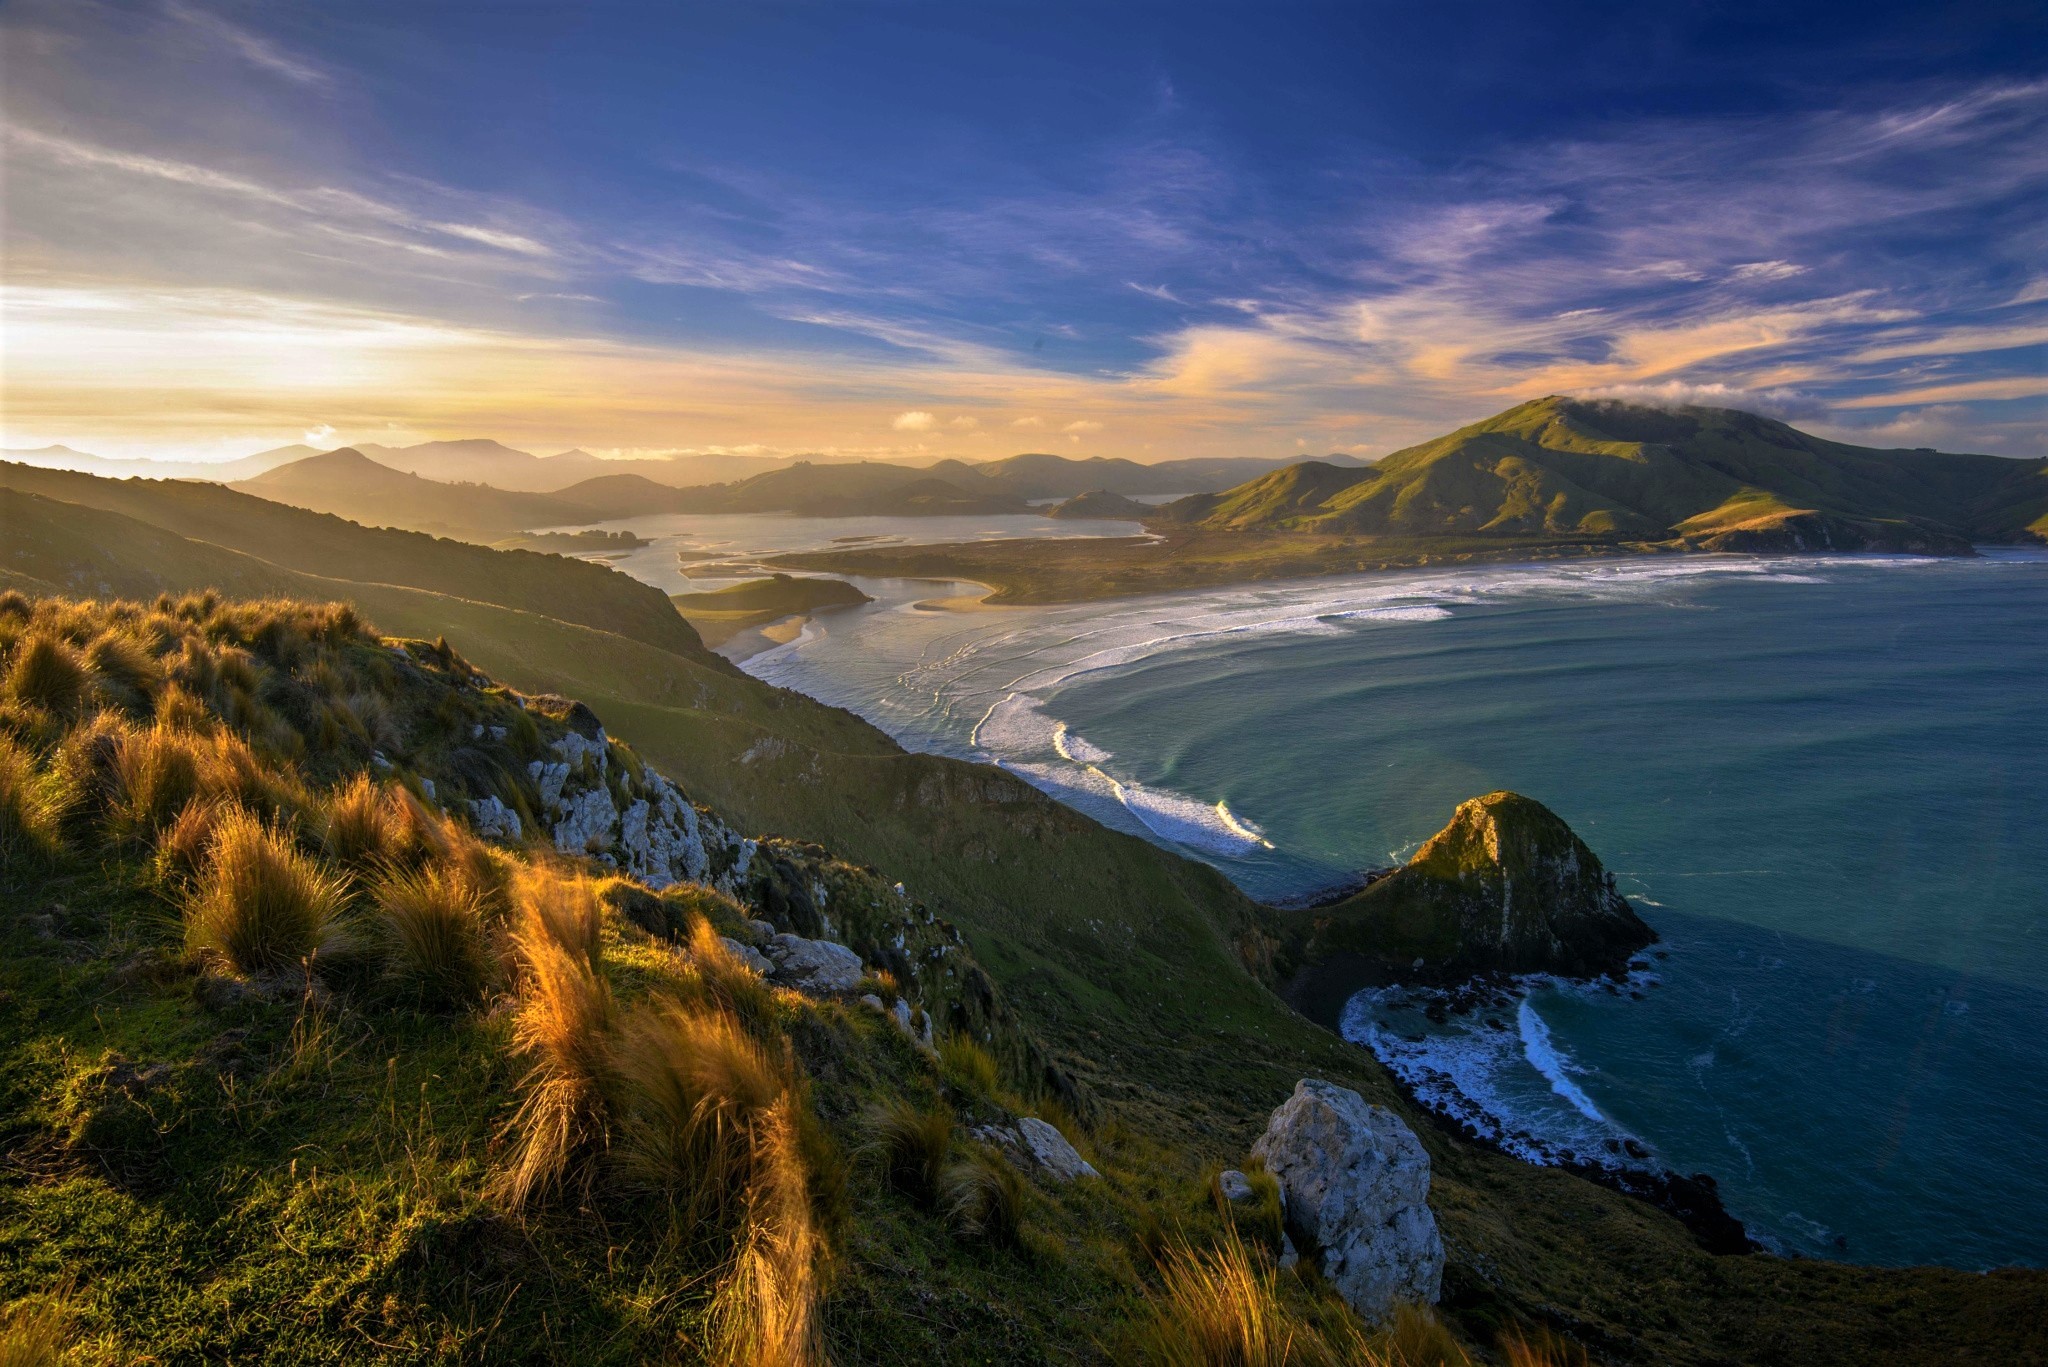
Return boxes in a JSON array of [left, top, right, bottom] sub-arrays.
[[764, 932, 864, 994], [1250, 1079, 1443, 1320]]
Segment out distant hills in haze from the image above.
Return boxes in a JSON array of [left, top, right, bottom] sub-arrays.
[[20, 399, 2040, 553]]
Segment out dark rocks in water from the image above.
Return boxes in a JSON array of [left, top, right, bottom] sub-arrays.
[[1281, 792, 1656, 1020]]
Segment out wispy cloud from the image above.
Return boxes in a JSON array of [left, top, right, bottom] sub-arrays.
[[165, 2, 330, 88]]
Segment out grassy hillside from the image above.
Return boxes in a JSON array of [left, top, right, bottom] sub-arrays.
[[1161, 398, 2047, 548], [1, 472, 2042, 1363]]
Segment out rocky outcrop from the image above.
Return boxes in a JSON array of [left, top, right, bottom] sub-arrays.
[[1250, 1080, 1442, 1321], [1284, 792, 1654, 1020]]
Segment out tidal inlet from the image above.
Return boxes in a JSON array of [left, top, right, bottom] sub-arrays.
[[1, 2, 2043, 1363]]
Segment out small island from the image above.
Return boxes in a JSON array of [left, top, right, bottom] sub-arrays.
[[1045, 489, 1155, 520], [670, 572, 873, 647]]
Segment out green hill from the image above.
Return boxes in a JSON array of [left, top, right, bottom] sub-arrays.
[[1, 465, 2041, 1363], [1160, 398, 2048, 550]]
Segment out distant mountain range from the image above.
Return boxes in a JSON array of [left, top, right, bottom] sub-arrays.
[[1156, 397, 2047, 552], [210, 445, 1347, 536], [2, 437, 1342, 501]]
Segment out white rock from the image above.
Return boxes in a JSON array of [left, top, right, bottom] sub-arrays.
[[1217, 1168, 1256, 1204], [469, 795, 522, 841], [764, 933, 863, 995], [551, 786, 616, 854], [721, 937, 772, 975], [1015, 1116, 1099, 1181], [1250, 1079, 1443, 1321]]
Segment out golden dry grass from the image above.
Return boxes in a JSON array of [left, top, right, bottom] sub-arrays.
[[0, 734, 62, 872], [490, 893, 620, 1213], [371, 862, 494, 1007], [182, 804, 349, 976], [0, 1289, 73, 1367]]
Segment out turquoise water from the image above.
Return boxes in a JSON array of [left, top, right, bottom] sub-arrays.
[[691, 551, 2046, 1269]]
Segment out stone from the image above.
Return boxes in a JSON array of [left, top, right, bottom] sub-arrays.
[[551, 787, 617, 854], [764, 932, 863, 995], [1217, 1168, 1256, 1204], [722, 937, 773, 975], [1015, 1116, 1100, 1181], [1250, 1079, 1443, 1321], [469, 795, 522, 841]]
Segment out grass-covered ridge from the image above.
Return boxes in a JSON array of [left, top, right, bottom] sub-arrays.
[[774, 399, 2047, 604], [2, 469, 2043, 1363], [0, 590, 1537, 1365]]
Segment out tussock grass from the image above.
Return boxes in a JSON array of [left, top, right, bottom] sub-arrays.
[[703, 1103, 826, 1367], [491, 900, 620, 1212], [320, 772, 401, 869], [1130, 1228, 1306, 1366], [1500, 1329, 1588, 1367], [182, 804, 349, 975], [5, 634, 89, 717], [151, 797, 226, 889], [104, 722, 207, 842], [0, 734, 62, 872], [371, 862, 493, 1007], [512, 866, 605, 968], [610, 999, 797, 1224], [938, 1033, 1000, 1095], [84, 629, 161, 713], [864, 1099, 952, 1208], [0, 1289, 74, 1367], [685, 915, 777, 1032], [940, 1144, 1026, 1248]]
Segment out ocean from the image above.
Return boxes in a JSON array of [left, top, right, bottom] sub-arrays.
[[609, 531, 2048, 1269]]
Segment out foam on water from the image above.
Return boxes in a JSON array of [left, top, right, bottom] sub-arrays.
[[1518, 998, 1608, 1123], [1341, 978, 1645, 1168]]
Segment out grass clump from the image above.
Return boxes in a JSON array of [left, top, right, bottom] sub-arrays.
[[182, 804, 348, 976], [0, 734, 62, 873], [864, 1099, 953, 1207], [371, 862, 494, 1007], [491, 892, 620, 1212], [938, 1032, 1000, 1095], [610, 999, 800, 1226], [0, 1289, 74, 1367], [5, 634, 89, 717], [940, 1143, 1026, 1248], [320, 771, 402, 869]]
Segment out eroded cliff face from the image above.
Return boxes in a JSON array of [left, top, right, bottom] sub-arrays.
[[1281, 791, 1654, 1023]]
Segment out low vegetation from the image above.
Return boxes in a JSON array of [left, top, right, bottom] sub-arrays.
[[0, 591, 1527, 1364], [5, 463, 2042, 1363]]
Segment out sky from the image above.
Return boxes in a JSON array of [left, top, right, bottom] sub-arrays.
[[2, 0, 2044, 464]]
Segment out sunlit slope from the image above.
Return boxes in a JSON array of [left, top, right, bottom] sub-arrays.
[[0, 462, 700, 655], [1162, 397, 2046, 545], [5, 466, 2046, 1361]]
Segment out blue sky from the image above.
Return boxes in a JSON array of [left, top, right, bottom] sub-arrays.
[[3, 0, 2043, 460]]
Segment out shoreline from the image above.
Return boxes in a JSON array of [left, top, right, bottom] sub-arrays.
[[766, 533, 2032, 609]]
